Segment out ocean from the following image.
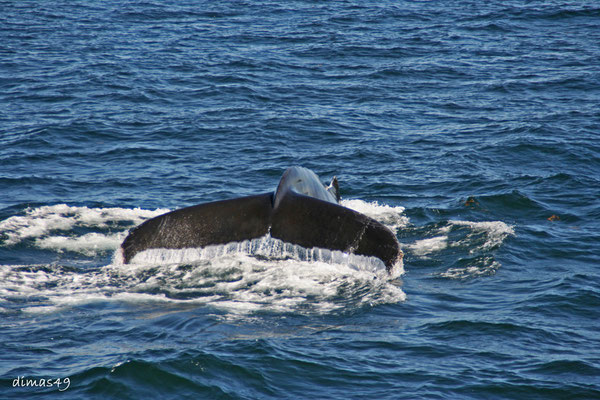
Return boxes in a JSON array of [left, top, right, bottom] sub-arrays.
[[1, 0, 599, 398]]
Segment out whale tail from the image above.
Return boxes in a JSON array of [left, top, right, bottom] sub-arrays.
[[121, 191, 401, 270], [270, 190, 400, 268], [121, 193, 273, 264]]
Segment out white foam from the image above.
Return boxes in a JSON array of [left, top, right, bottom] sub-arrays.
[[36, 232, 128, 256], [437, 259, 501, 280], [0, 231, 406, 316], [404, 220, 514, 258], [401, 219, 513, 279], [0, 251, 406, 316], [128, 235, 403, 278], [449, 220, 515, 252], [341, 199, 408, 231], [406, 236, 449, 256], [0, 202, 407, 316], [0, 204, 169, 246]]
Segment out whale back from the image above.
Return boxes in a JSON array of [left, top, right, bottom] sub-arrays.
[[274, 166, 337, 208]]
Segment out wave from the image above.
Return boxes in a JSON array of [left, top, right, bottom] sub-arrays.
[[401, 217, 514, 279], [0, 204, 169, 249]]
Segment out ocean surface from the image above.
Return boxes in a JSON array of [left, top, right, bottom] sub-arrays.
[[1, 0, 599, 398]]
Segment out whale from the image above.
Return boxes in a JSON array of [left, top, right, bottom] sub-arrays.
[[121, 166, 403, 271]]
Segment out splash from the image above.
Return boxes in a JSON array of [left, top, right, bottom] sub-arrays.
[[341, 199, 409, 232], [406, 236, 449, 256], [0, 201, 409, 315], [0, 204, 169, 253], [403, 219, 515, 279], [0, 254, 405, 316], [448, 220, 515, 252], [123, 234, 402, 276]]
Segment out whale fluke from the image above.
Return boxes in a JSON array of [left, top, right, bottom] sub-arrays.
[[121, 167, 402, 271], [121, 193, 273, 264], [270, 190, 400, 268]]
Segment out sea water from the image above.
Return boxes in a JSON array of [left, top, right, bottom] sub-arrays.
[[1, 1, 599, 398]]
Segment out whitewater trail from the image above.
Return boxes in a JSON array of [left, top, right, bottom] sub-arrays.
[[0, 199, 513, 315]]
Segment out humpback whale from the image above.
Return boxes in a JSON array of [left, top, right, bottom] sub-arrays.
[[121, 167, 402, 272]]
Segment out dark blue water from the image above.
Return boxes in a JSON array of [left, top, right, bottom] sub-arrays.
[[2, 1, 599, 398]]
